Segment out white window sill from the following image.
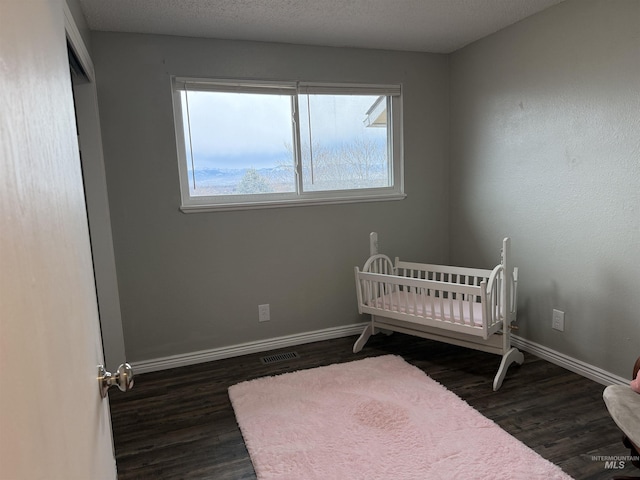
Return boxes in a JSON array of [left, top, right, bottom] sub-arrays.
[[179, 192, 407, 213]]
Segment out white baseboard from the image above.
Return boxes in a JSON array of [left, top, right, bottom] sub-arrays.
[[511, 335, 628, 386], [131, 322, 368, 374], [131, 324, 628, 387]]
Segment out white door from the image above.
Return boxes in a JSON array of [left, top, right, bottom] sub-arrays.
[[0, 1, 118, 479]]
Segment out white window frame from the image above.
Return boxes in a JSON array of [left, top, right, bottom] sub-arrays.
[[171, 77, 405, 212]]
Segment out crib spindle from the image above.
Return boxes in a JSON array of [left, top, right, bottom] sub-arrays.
[[403, 282, 410, 314], [450, 292, 456, 324], [382, 279, 387, 310]]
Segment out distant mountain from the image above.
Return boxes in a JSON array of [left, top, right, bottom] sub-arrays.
[[190, 166, 286, 184], [190, 168, 243, 187], [187, 162, 388, 195]]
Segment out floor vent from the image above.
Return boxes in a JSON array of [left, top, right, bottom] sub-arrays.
[[260, 351, 300, 365]]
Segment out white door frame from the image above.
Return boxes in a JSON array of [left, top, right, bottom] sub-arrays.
[[64, 2, 127, 372]]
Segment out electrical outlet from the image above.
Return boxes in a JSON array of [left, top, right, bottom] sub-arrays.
[[552, 309, 565, 332], [258, 304, 270, 322]]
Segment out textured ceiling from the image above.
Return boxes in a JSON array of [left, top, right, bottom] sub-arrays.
[[79, 0, 565, 54]]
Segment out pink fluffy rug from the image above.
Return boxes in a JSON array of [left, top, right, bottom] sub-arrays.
[[228, 355, 572, 479]]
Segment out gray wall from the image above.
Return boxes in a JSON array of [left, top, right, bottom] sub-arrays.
[[450, 0, 640, 378], [91, 33, 450, 362]]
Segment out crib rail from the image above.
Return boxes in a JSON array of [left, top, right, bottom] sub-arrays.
[[394, 258, 518, 322], [354, 267, 504, 340], [395, 260, 493, 285], [395, 260, 492, 302]]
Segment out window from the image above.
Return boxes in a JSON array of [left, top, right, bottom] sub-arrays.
[[172, 78, 404, 212]]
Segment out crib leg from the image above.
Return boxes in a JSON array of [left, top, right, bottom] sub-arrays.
[[353, 323, 374, 353], [493, 347, 524, 391]]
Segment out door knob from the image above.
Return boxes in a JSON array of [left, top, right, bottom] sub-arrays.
[[98, 363, 134, 398]]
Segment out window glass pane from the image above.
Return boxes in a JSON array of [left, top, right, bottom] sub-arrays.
[[180, 91, 296, 196], [298, 94, 390, 192]]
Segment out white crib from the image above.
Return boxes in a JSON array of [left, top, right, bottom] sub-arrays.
[[353, 233, 523, 391]]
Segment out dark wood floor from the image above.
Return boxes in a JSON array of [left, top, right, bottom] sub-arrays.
[[110, 333, 637, 479]]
